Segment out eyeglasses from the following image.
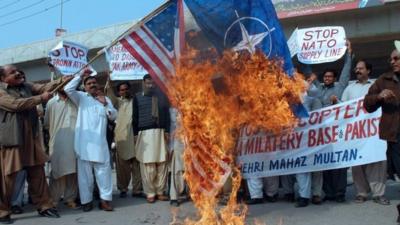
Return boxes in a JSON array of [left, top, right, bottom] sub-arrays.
[[388, 56, 400, 63]]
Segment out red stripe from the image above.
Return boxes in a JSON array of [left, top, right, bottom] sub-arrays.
[[129, 31, 172, 78], [120, 38, 168, 94], [141, 26, 174, 65]]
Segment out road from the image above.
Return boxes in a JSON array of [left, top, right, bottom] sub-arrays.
[[7, 174, 400, 225]]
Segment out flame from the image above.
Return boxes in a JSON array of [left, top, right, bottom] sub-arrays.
[[167, 50, 305, 225]]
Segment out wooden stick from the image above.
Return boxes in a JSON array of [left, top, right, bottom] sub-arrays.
[[50, 0, 172, 94]]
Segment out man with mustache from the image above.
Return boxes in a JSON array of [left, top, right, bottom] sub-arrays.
[[342, 60, 389, 205], [133, 74, 170, 203], [105, 75, 143, 199], [364, 45, 400, 221], [0, 65, 62, 224], [64, 71, 117, 212]]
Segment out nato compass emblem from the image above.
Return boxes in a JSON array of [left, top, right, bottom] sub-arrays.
[[224, 11, 276, 56]]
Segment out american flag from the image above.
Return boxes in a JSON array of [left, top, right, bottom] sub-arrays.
[[119, 0, 184, 93]]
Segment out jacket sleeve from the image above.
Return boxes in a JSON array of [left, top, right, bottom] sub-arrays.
[[364, 81, 382, 113], [0, 89, 42, 112], [337, 52, 352, 91], [30, 79, 62, 95]]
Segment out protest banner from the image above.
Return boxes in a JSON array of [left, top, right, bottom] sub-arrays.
[[236, 97, 386, 179], [287, 27, 298, 58], [49, 41, 96, 76], [295, 26, 347, 64], [105, 43, 148, 80]]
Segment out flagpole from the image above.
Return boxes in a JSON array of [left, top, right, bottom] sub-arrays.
[[50, 0, 172, 94]]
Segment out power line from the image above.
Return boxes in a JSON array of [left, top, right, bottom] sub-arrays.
[[0, 0, 47, 19], [0, 0, 20, 10], [0, 0, 71, 28]]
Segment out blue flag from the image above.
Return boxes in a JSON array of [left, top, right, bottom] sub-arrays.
[[184, 0, 294, 75], [184, 0, 308, 117]]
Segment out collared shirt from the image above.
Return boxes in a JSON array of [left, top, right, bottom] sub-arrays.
[[341, 80, 374, 101], [64, 76, 117, 163]]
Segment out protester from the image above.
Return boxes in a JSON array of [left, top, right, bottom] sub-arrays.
[[342, 60, 389, 205], [246, 176, 279, 204], [105, 76, 142, 198], [169, 108, 188, 207], [10, 170, 26, 215], [0, 65, 62, 224], [294, 70, 324, 207], [133, 74, 170, 203], [44, 88, 80, 209], [313, 40, 352, 203], [64, 71, 117, 212], [364, 47, 400, 211]]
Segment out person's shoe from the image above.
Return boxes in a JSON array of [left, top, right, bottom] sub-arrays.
[[354, 195, 367, 204], [157, 195, 169, 201], [311, 195, 322, 205], [265, 194, 278, 203], [396, 204, 400, 223], [38, 208, 60, 218], [0, 215, 13, 224], [98, 200, 114, 211], [170, 200, 180, 207], [245, 198, 263, 205], [373, 196, 390, 205], [335, 195, 346, 203], [146, 196, 156, 203], [284, 193, 295, 202], [82, 202, 93, 212], [10, 205, 23, 214], [119, 191, 127, 198], [295, 197, 309, 208]]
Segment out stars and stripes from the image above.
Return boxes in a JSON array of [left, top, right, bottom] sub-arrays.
[[119, 0, 181, 93]]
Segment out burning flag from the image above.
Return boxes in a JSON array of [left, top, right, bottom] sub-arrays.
[[119, 0, 307, 224]]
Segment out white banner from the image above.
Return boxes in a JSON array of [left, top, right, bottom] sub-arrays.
[[287, 27, 298, 58], [236, 97, 386, 179], [49, 41, 94, 76], [289, 26, 347, 64], [105, 43, 148, 80]]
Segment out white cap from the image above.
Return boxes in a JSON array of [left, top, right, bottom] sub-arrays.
[[395, 40, 400, 52]]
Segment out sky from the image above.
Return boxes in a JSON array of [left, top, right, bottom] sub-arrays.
[[0, 0, 165, 49]]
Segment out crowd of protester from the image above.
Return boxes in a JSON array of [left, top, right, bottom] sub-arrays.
[[0, 40, 399, 224]]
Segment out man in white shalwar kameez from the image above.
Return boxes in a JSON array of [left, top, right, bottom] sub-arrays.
[[64, 72, 117, 212], [44, 90, 79, 209]]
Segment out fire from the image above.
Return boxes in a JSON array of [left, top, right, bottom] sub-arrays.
[[167, 50, 305, 225]]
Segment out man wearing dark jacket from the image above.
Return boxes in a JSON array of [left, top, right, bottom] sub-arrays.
[[133, 74, 170, 203], [364, 48, 400, 182]]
